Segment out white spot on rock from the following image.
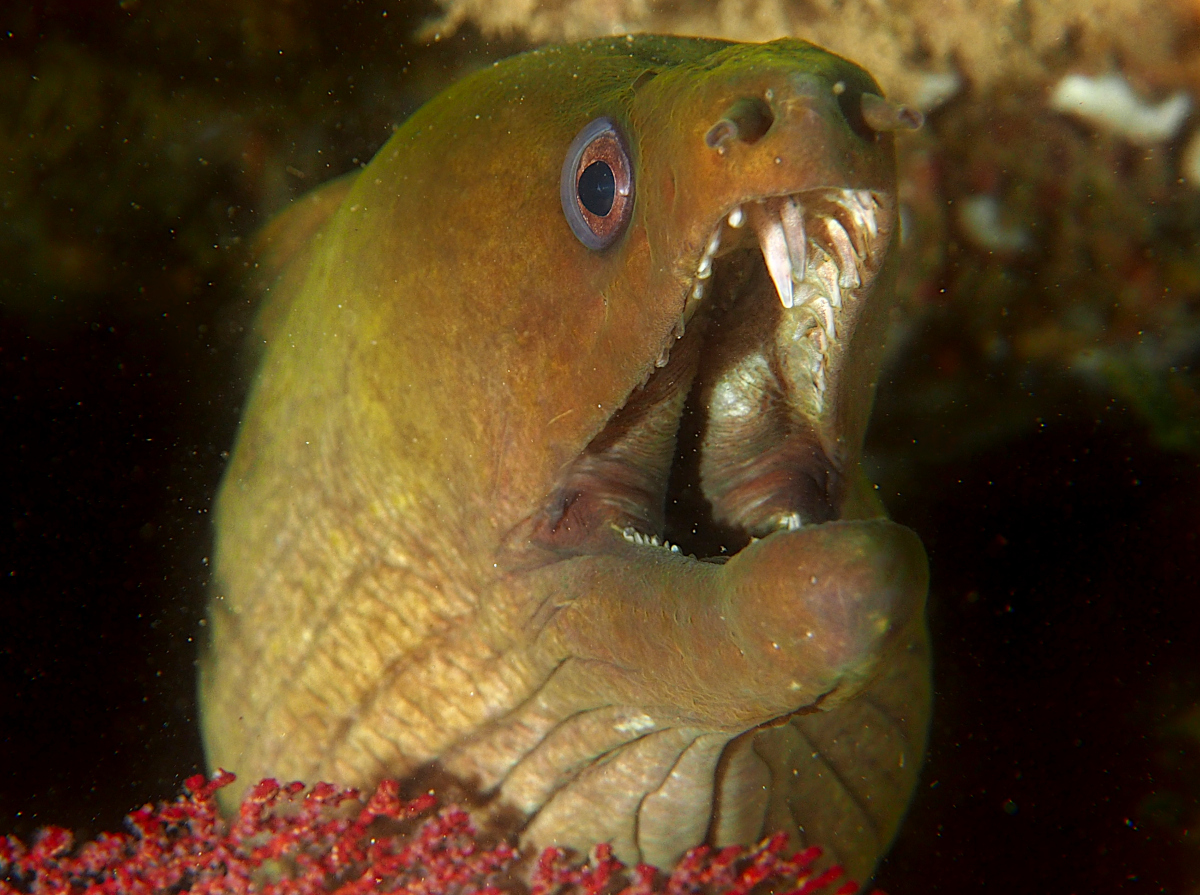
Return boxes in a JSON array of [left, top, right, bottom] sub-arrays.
[[1050, 72, 1191, 146]]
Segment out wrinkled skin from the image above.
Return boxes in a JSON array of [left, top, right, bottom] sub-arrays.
[[200, 36, 931, 886]]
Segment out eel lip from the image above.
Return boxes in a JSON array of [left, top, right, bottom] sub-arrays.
[[513, 182, 895, 566], [723, 519, 927, 707]]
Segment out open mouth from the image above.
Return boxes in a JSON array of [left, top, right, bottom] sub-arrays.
[[526, 185, 892, 564]]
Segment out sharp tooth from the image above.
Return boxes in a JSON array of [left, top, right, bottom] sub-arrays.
[[728, 206, 745, 228], [855, 190, 879, 240], [835, 201, 870, 259], [780, 197, 808, 280], [777, 512, 803, 531], [753, 204, 794, 309], [826, 218, 861, 289], [706, 228, 722, 257], [695, 224, 721, 279], [810, 325, 828, 354], [835, 192, 876, 262], [815, 296, 836, 339], [828, 274, 842, 310]]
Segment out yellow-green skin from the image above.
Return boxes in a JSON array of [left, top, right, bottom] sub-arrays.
[[201, 36, 930, 885]]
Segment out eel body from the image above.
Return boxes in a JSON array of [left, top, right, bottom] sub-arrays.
[[200, 35, 931, 884]]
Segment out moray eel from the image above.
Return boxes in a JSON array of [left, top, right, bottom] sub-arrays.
[[200, 35, 931, 884]]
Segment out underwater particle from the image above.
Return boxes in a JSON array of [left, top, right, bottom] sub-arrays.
[[1049, 72, 1191, 146], [957, 194, 1032, 254]]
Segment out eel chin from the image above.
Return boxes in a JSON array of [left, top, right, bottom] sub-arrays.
[[485, 186, 929, 877]]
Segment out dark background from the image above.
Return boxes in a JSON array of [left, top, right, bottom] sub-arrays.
[[2, 2, 1198, 892]]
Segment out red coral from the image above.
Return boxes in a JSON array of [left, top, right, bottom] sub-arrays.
[[0, 774, 881, 895]]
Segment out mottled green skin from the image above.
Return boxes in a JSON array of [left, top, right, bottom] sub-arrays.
[[200, 36, 930, 885]]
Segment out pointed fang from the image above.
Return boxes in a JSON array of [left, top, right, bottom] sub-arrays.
[[826, 218, 861, 289], [754, 206, 794, 309], [780, 197, 808, 283]]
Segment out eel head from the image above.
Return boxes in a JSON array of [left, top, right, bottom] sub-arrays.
[[200, 36, 930, 887]]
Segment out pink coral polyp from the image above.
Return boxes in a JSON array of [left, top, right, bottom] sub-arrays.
[[0, 774, 876, 895]]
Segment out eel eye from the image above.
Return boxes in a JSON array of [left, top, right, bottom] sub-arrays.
[[560, 117, 634, 250]]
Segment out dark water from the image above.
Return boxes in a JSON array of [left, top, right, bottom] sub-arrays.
[[870, 359, 1200, 891], [2, 4, 1198, 893]]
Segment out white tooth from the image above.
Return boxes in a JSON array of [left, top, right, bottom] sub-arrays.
[[828, 275, 842, 310], [692, 281, 705, 301], [857, 190, 879, 239], [778, 512, 802, 531], [706, 228, 722, 257], [753, 206, 794, 309], [728, 206, 745, 228], [815, 296, 836, 339], [836, 201, 870, 259], [697, 257, 713, 279], [826, 218, 861, 289], [810, 325, 828, 354], [780, 197, 808, 279], [843, 200, 866, 237], [808, 247, 841, 308], [837, 192, 877, 257]]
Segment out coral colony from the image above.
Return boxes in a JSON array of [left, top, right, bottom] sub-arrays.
[[0, 774, 877, 895]]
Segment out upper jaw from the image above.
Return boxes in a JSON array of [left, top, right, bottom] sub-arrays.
[[684, 185, 891, 419], [679, 185, 895, 540]]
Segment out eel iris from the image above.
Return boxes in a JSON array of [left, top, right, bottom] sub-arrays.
[[200, 35, 931, 885]]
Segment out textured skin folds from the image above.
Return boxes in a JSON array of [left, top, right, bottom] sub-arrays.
[[200, 36, 931, 886]]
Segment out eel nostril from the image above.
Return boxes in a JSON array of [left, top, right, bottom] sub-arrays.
[[705, 96, 775, 152]]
